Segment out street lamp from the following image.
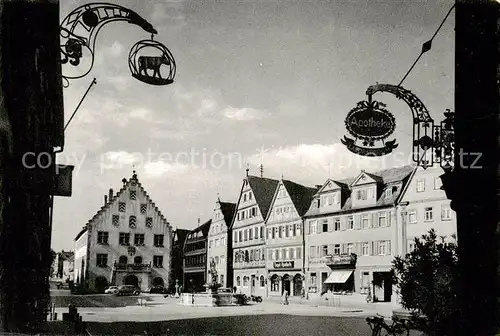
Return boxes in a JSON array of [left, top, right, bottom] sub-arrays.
[[60, 2, 176, 87]]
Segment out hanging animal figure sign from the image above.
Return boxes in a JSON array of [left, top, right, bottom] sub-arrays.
[[128, 38, 177, 86]]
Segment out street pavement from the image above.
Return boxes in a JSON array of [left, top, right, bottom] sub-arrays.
[[51, 294, 397, 322], [48, 295, 423, 335]]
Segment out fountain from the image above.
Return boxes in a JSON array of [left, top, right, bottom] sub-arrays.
[[180, 259, 240, 306]]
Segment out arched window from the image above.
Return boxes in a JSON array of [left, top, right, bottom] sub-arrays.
[[243, 276, 249, 287], [271, 275, 279, 292], [236, 276, 241, 286], [134, 256, 142, 264], [260, 275, 265, 287], [118, 256, 128, 264]]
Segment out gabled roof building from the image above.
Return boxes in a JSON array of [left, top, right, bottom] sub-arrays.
[[303, 165, 414, 302], [207, 198, 236, 289], [168, 228, 191, 293], [73, 171, 173, 293], [183, 219, 212, 292], [265, 179, 318, 298], [231, 171, 279, 296]]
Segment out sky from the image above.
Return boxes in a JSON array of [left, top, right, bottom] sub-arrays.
[[52, 0, 455, 252]]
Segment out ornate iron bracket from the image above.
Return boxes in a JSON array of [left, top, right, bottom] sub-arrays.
[[60, 3, 176, 87], [343, 83, 454, 170]]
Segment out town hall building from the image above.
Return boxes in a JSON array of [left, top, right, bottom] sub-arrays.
[[73, 171, 173, 293]]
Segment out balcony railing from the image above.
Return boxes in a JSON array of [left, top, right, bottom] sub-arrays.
[[113, 262, 152, 272]]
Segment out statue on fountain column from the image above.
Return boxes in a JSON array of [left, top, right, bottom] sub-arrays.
[[174, 279, 180, 298]]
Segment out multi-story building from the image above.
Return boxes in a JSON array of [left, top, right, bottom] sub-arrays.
[[231, 172, 279, 296], [73, 171, 173, 293], [265, 179, 317, 298], [396, 165, 457, 256], [207, 199, 236, 289], [168, 228, 190, 293], [303, 166, 414, 302], [183, 219, 211, 292]]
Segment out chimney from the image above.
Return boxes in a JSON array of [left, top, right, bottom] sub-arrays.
[[104, 195, 108, 205], [108, 188, 113, 200], [260, 164, 264, 177], [245, 163, 249, 177], [316, 185, 322, 189], [198, 218, 200, 227]]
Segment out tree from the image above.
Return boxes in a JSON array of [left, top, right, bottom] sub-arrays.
[[392, 229, 459, 336]]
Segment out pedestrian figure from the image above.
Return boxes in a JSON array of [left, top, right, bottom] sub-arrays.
[[282, 290, 289, 305], [301, 287, 305, 299], [366, 286, 372, 303]]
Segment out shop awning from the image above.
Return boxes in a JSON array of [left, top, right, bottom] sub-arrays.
[[324, 270, 353, 284]]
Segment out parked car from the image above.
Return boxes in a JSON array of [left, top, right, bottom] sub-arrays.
[[116, 285, 140, 296], [148, 285, 166, 294], [217, 287, 233, 293], [104, 286, 119, 294]]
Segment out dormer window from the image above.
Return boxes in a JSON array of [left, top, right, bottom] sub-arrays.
[[357, 189, 367, 200], [385, 188, 392, 198]]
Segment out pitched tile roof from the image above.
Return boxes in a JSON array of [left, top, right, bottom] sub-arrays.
[[305, 165, 415, 217], [247, 175, 280, 220], [74, 172, 171, 241], [282, 180, 319, 216], [190, 219, 212, 236], [219, 201, 236, 226], [173, 229, 191, 246]]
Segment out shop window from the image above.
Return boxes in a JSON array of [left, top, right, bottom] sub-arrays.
[[243, 276, 249, 287], [260, 275, 265, 287], [236, 276, 241, 286]]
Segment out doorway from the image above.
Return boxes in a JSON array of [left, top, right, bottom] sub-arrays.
[[282, 274, 291, 295], [95, 276, 108, 293], [153, 277, 164, 287], [293, 274, 303, 297], [124, 274, 139, 287], [251, 275, 256, 295]]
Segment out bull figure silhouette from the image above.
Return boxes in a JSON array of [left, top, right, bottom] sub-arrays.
[[138, 55, 171, 79]]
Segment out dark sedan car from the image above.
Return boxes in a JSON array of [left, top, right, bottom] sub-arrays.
[[116, 285, 140, 296]]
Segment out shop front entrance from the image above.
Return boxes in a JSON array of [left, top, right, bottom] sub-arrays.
[[282, 274, 291, 295], [372, 271, 392, 302], [293, 274, 303, 297]]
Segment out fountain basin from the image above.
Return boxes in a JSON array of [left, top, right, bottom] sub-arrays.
[[179, 293, 241, 307]]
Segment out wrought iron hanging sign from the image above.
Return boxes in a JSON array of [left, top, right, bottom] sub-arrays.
[[60, 3, 176, 87], [342, 100, 398, 156], [342, 83, 455, 170]]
